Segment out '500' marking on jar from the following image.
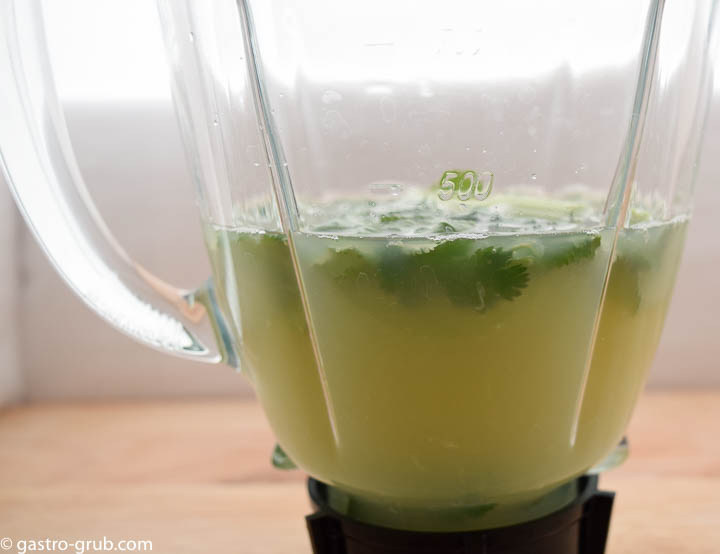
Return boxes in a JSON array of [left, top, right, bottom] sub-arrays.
[[437, 170, 494, 202]]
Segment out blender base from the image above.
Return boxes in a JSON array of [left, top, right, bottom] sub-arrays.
[[306, 475, 614, 554]]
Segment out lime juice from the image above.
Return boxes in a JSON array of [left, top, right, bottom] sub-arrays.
[[204, 194, 687, 529]]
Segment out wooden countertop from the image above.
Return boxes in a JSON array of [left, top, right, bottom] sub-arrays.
[[0, 391, 718, 553]]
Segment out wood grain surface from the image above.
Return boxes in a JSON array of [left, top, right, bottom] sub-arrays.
[[0, 391, 718, 553]]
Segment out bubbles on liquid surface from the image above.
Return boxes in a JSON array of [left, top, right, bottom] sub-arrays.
[[293, 184, 607, 239]]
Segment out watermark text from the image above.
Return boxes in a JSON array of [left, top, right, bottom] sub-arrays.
[[1, 537, 152, 554]]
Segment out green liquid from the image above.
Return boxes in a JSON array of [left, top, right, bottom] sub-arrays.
[[204, 201, 687, 530]]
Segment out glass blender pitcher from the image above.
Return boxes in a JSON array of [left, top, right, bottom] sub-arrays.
[[1, 0, 716, 552]]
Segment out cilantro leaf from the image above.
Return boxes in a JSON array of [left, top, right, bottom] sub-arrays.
[[317, 248, 375, 286], [433, 222, 457, 233], [317, 238, 530, 311], [544, 235, 601, 268], [412, 239, 476, 306], [377, 239, 528, 310], [474, 247, 530, 303]]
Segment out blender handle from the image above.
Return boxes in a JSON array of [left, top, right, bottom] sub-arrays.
[[0, 1, 237, 367]]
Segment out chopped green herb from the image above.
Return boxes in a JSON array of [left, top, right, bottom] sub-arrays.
[[433, 222, 457, 233], [319, 248, 376, 286], [318, 238, 530, 311], [473, 247, 529, 303], [544, 235, 601, 268]]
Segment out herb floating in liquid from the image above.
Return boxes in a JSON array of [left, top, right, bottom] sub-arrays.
[[379, 214, 402, 223], [317, 239, 530, 311], [315, 247, 375, 288], [316, 233, 607, 311], [543, 234, 602, 268]]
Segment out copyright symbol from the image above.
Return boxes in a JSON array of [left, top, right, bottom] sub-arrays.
[[0, 537, 11, 550]]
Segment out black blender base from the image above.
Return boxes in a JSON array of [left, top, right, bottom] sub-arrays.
[[306, 475, 614, 554]]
